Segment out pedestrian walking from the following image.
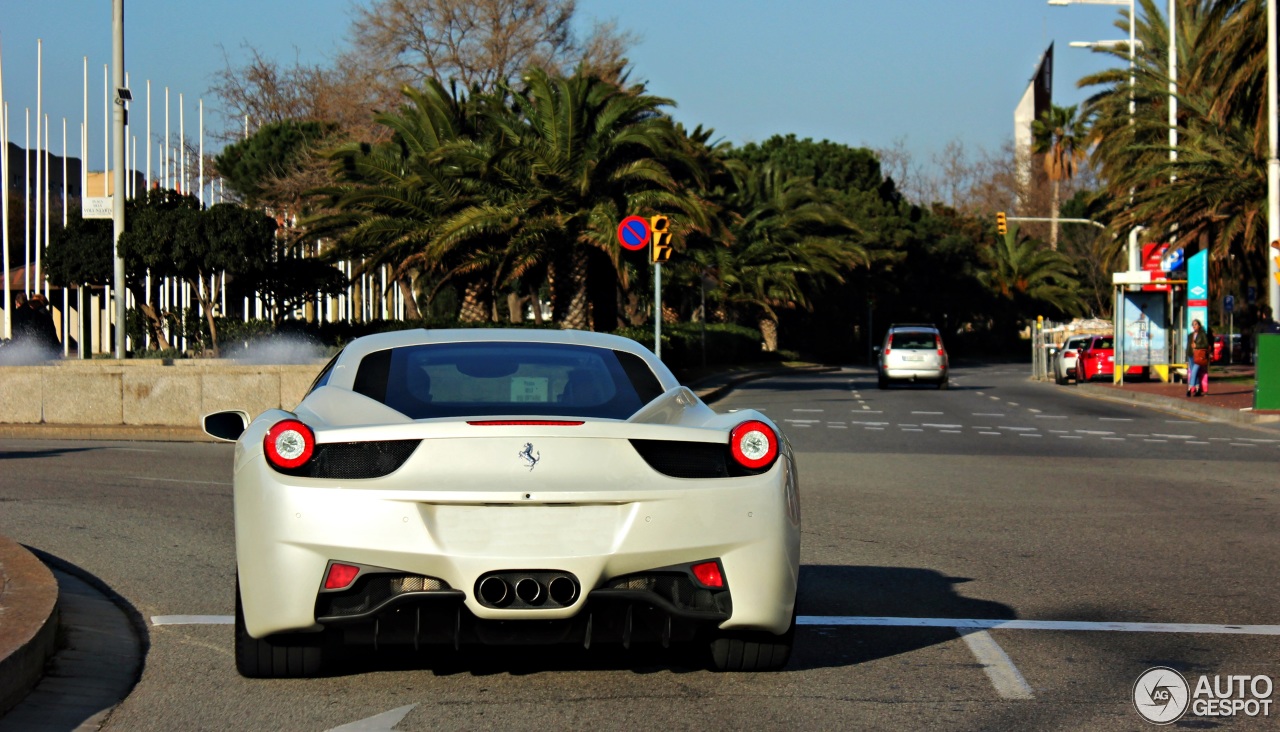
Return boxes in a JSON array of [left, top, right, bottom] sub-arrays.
[[1187, 318, 1210, 397]]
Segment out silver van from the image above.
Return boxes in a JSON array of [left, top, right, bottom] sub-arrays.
[[877, 325, 949, 389]]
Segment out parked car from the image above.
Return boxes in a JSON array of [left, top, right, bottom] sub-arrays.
[[203, 328, 800, 677], [1076, 335, 1147, 381], [1052, 335, 1094, 385], [1212, 333, 1243, 364], [877, 324, 949, 389]]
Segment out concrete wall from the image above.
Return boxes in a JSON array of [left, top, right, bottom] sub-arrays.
[[0, 360, 322, 426]]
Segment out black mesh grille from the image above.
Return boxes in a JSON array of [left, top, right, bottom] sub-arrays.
[[316, 573, 448, 618], [275, 440, 420, 479], [629, 440, 729, 478], [604, 573, 726, 613]]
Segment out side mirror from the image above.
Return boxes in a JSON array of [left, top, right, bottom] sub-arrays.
[[203, 410, 250, 442]]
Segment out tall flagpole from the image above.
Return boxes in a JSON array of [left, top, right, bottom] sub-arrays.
[[35, 40, 41, 292], [103, 64, 107, 192], [82, 57, 87, 200], [198, 98, 203, 206], [42, 114, 49, 298], [1269, 0, 1280, 321], [145, 80, 150, 191], [62, 117, 68, 354], [0, 33, 9, 339], [164, 87, 169, 189], [178, 92, 184, 195], [23, 108, 29, 296]]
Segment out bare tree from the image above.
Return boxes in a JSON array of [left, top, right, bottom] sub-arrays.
[[349, 0, 633, 91]]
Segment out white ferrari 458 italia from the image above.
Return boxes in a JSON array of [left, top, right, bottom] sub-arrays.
[[203, 329, 800, 677]]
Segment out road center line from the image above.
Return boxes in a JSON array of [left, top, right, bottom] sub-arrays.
[[911, 411, 944, 415], [796, 615, 1280, 635], [957, 629, 1035, 700], [922, 424, 963, 429], [1100, 417, 1134, 422], [793, 408, 824, 413]]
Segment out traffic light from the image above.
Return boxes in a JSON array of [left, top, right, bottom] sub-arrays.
[[650, 215, 673, 263], [996, 211, 1008, 236]]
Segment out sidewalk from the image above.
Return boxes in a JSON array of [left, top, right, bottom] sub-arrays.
[[1074, 363, 1280, 428]]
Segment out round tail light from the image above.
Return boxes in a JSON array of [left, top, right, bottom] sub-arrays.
[[729, 420, 779, 471], [264, 419, 315, 469]]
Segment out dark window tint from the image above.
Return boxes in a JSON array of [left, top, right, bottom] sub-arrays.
[[352, 342, 664, 420], [1090, 337, 1114, 350], [306, 352, 343, 395], [891, 332, 937, 350]]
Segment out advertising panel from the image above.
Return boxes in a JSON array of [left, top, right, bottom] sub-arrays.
[[1122, 291, 1166, 366]]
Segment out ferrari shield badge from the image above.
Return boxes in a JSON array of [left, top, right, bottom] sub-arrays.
[[518, 443, 540, 471]]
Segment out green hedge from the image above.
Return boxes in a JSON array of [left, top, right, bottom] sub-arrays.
[[613, 322, 763, 369]]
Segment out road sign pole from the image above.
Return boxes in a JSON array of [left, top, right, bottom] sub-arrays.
[[654, 262, 662, 360]]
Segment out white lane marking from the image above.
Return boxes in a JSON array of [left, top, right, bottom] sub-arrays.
[[865, 427, 884, 431], [110, 447, 162, 453], [989, 396, 1001, 401], [1165, 419, 1197, 424], [152, 615, 234, 625], [975, 392, 985, 396], [922, 423, 963, 429], [828, 425, 848, 429], [1059, 436, 1083, 440], [1103, 437, 1125, 441], [1127, 434, 1150, 438], [1100, 417, 1134, 422], [785, 419, 821, 423], [794, 408, 825, 413], [1047, 430, 1068, 434], [958, 629, 1035, 700], [1027, 408, 1040, 413], [1189, 441, 1210, 445], [131, 477, 232, 487], [1007, 402, 1020, 406], [1209, 438, 1232, 442], [997, 427, 1037, 432], [941, 430, 962, 434], [857, 409, 882, 413], [899, 424, 920, 427], [1144, 439, 1168, 443], [1035, 415, 1067, 419], [901, 428, 924, 432], [792, 424, 812, 428], [796, 616, 1280, 635], [327, 704, 418, 732], [1151, 434, 1194, 439], [973, 413, 1005, 417], [1075, 430, 1114, 435], [1231, 443, 1257, 448], [1242, 438, 1279, 443], [1018, 434, 1042, 438], [979, 432, 1001, 436], [912, 411, 944, 415]]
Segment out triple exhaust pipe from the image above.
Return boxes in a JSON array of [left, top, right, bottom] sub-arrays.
[[477, 573, 579, 609]]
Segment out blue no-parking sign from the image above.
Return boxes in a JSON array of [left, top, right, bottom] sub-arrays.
[[616, 216, 651, 251]]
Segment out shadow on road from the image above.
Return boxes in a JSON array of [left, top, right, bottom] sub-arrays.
[[790, 564, 1016, 672], [0, 447, 102, 461]]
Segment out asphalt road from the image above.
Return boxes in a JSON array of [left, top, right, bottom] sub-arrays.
[[1, 363, 1278, 731]]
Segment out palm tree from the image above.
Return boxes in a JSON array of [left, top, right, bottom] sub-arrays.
[[441, 67, 711, 330], [980, 224, 1085, 321], [309, 80, 486, 321], [713, 166, 865, 351], [1031, 104, 1089, 251]]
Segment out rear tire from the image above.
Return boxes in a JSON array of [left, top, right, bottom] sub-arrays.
[[708, 616, 795, 671], [235, 580, 327, 678], [1054, 368, 1067, 385]]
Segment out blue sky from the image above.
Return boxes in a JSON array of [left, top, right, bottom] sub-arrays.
[[2, 0, 1131, 172]]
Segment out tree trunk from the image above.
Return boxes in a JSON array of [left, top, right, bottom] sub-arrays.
[[397, 276, 421, 320], [530, 284, 544, 325], [459, 281, 489, 323], [1049, 179, 1060, 251], [758, 317, 779, 353], [561, 251, 590, 330], [191, 276, 220, 357], [507, 292, 525, 323]]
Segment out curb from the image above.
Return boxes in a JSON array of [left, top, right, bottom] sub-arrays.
[[1073, 384, 1280, 431], [0, 536, 59, 718]]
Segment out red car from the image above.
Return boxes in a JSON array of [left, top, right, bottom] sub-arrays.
[[1076, 335, 1147, 381]]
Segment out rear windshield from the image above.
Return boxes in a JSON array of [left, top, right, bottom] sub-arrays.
[[352, 342, 665, 420], [1090, 337, 1114, 350], [890, 332, 938, 350]]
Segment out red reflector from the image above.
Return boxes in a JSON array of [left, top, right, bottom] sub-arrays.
[[466, 420, 585, 426], [324, 563, 360, 590], [691, 561, 724, 588]]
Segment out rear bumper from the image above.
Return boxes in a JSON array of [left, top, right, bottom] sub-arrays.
[[235, 452, 800, 639], [881, 368, 946, 381]]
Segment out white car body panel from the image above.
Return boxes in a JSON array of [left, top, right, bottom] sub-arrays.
[[223, 329, 801, 644]]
